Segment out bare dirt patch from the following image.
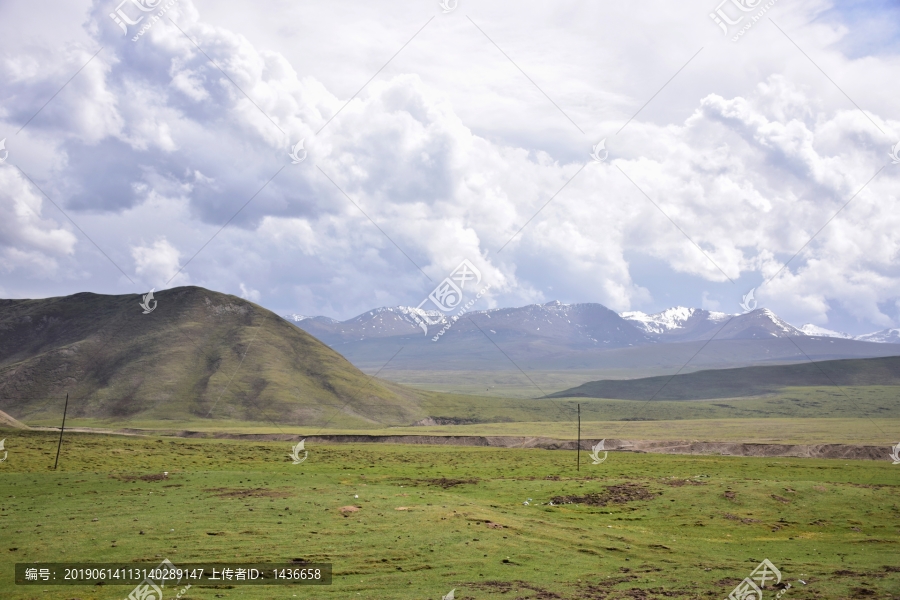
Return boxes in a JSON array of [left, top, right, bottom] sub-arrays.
[[470, 580, 563, 599], [469, 518, 505, 529], [723, 513, 760, 524], [550, 483, 657, 507], [203, 487, 292, 498], [398, 477, 479, 489], [660, 477, 705, 487]]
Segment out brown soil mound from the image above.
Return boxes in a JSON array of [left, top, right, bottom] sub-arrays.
[[550, 483, 657, 506]]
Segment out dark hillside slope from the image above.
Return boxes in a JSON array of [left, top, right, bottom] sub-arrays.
[[0, 287, 423, 427], [547, 355, 900, 400]]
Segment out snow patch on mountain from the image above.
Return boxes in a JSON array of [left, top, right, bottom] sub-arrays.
[[621, 306, 730, 334], [800, 324, 853, 339], [855, 328, 900, 344], [284, 314, 341, 326], [352, 306, 444, 321], [760, 308, 803, 335], [620, 307, 693, 333]]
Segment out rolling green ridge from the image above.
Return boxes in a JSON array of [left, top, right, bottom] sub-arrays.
[[549, 355, 900, 400], [0, 287, 427, 428]]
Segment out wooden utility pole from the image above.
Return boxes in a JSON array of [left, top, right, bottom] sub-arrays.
[[576, 403, 581, 471], [54, 393, 69, 470]]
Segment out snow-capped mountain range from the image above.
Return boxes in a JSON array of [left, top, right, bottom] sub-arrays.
[[284, 302, 900, 373], [287, 302, 899, 346], [854, 329, 900, 343], [613, 306, 898, 343]]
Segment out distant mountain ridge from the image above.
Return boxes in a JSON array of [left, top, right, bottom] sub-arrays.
[[289, 301, 899, 346], [291, 301, 653, 347], [285, 301, 900, 375]]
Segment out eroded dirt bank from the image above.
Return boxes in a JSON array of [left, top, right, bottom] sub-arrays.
[[25, 426, 892, 461], [117, 430, 890, 461]]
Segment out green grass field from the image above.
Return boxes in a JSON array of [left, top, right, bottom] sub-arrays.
[[1, 430, 898, 599]]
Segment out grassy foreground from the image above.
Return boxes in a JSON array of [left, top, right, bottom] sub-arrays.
[[0, 430, 898, 599]]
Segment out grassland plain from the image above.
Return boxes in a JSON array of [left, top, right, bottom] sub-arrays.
[[20, 385, 900, 445], [1, 431, 898, 599]]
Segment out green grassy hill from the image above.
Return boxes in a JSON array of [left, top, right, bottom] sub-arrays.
[[547, 355, 900, 400], [0, 287, 426, 428]]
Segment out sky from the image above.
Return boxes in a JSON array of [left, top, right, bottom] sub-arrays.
[[0, 0, 898, 335]]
